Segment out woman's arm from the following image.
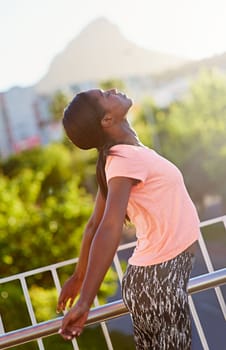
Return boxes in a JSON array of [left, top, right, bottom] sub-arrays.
[[56, 189, 105, 312], [74, 189, 106, 280], [59, 176, 135, 339]]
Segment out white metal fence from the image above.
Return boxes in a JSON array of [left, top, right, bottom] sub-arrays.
[[1, 215, 226, 350]]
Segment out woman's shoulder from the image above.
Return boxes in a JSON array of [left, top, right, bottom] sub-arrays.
[[109, 144, 152, 156], [109, 145, 159, 164]]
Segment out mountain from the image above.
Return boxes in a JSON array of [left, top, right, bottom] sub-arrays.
[[154, 52, 226, 82], [36, 17, 189, 93]]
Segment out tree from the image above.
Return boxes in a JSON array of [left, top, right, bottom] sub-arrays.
[[99, 79, 125, 91], [157, 69, 226, 214], [49, 91, 70, 122], [131, 97, 163, 150], [0, 162, 92, 276]]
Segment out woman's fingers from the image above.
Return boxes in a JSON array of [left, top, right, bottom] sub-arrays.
[[59, 326, 83, 340], [57, 293, 76, 313], [56, 274, 82, 313], [69, 297, 75, 308], [57, 297, 74, 313], [59, 304, 89, 340], [56, 297, 67, 313]]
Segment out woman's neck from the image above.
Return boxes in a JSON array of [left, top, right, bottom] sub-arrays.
[[105, 119, 143, 147]]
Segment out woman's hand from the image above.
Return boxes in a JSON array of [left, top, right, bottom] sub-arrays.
[[58, 300, 89, 340], [56, 273, 83, 313]]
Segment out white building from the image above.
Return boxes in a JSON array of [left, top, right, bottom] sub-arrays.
[[0, 74, 193, 159], [0, 87, 63, 159]]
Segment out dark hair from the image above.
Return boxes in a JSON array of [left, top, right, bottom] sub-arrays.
[[63, 91, 111, 199], [63, 92, 105, 149]]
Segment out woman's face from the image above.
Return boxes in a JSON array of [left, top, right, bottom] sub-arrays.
[[88, 88, 133, 119]]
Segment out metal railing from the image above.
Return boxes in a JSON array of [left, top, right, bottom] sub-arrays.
[[0, 268, 226, 350], [0, 215, 226, 350]]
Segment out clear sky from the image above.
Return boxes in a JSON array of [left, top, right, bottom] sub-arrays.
[[1, 0, 226, 91]]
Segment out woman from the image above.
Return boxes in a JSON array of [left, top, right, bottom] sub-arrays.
[[57, 88, 199, 349]]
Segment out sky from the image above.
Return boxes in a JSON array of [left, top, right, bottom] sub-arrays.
[[1, 0, 226, 91]]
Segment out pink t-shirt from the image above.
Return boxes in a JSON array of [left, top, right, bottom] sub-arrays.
[[105, 144, 200, 266]]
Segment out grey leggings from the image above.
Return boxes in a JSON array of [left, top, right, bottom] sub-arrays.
[[122, 251, 194, 350]]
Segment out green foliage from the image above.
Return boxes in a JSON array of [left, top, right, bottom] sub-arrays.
[[0, 281, 31, 332], [42, 325, 135, 350], [132, 98, 162, 149], [77, 326, 135, 350], [0, 144, 93, 277], [29, 286, 58, 322], [99, 79, 125, 91], [131, 69, 226, 214], [153, 69, 226, 211], [0, 143, 100, 278], [97, 267, 118, 304], [49, 91, 70, 122], [69, 147, 98, 194]]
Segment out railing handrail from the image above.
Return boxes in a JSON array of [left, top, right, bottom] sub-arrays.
[[0, 267, 226, 350]]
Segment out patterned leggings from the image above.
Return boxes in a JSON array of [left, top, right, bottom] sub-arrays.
[[122, 251, 194, 350]]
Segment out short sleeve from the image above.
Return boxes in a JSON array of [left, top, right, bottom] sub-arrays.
[[105, 145, 147, 183]]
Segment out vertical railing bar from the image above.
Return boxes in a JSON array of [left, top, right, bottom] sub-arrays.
[[198, 233, 214, 273], [50, 268, 62, 295], [20, 277, 45, 350], [189, 295, 209, 350], [94, 297, 114, 350], [36, 338, 45, 350], [71, 337, 80, 350], [50, 269, 80, 350], [214, 287, 226, 320], [0, 316, 5, 334], [99, 322, 114, 350], [113, 253, 124, 285], [198, 233, 226, 320], [20, 277, 37, 325]]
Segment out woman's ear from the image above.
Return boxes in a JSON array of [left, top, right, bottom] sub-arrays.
[[101, 114, 114, 128]]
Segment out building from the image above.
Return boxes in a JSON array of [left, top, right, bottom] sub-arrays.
[[0, 87, 63, 159]]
